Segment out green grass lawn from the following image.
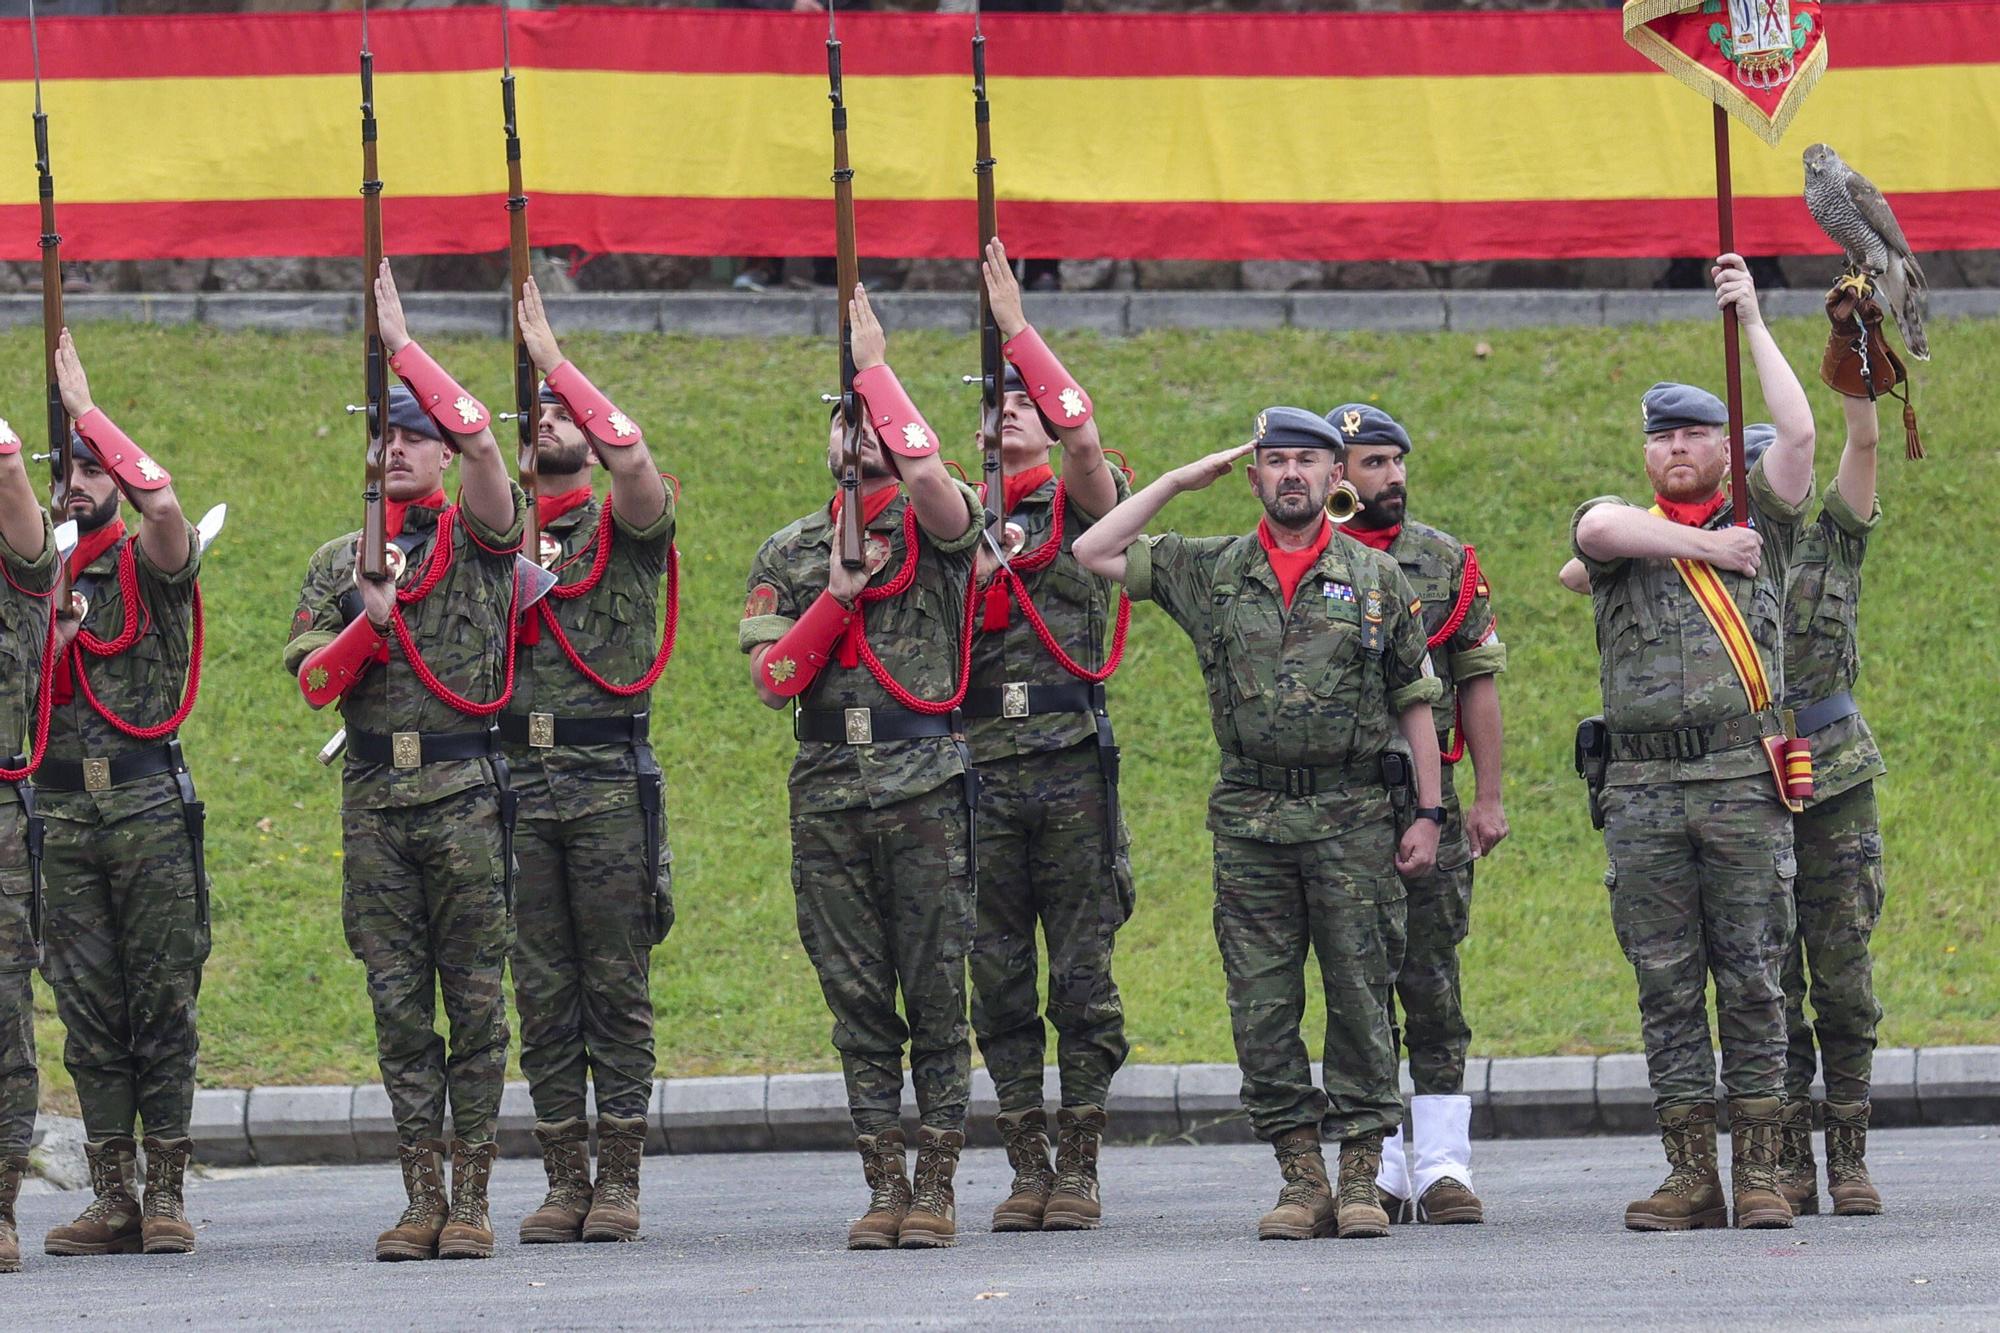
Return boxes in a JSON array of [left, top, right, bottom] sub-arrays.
[[5, 310, 1995, 1104]]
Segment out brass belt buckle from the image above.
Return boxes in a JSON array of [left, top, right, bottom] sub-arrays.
[[82, 757, 112, 792], [391, 731, 422, 770], [1001, 682, 1030, 720], [528, 712, 557, 748], [844, 708, 873, 746]]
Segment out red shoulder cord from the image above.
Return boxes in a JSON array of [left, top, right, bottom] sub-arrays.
[[528, 500, 681, 697], [0, 569, 60, 780], [1426, 545, 1482, 765], [852, 506, 978, 716], [983, 478, 1130, 684], [67, 540, 207, 740], [387, 505, 521, 717]]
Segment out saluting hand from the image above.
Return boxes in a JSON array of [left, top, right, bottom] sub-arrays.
[[1712, 253, 1764, 330], [981, 237, 1028, 341], [53, 328, 95, 420], [849, 285, 887, 371], [517, 275, 564, 375], [1170, 442, 1255, 494], [1705, 525, 1762, 578], [374, 259, 411, 353]]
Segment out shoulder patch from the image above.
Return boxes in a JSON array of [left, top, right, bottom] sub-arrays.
[[743, 582, 779, 620], [1476, 579, 1490, 597], [1410, 596, 1423, 616], [291, 605, 313, 636]]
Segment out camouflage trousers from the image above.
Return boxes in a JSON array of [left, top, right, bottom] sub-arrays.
[[1213, 819, 1407, 1144], [342, 784, 511, 1147], [1783, 780, 1885, 1104], [970, 742, 1133, 1112], [791, 779, 975, 1137], [1601, 775, 1796, 1110], [1392, 771, 1474, 1097], [513, 799, 671, 1124], [40, 795, 209, 1142], [0, 802, 36, 1155]]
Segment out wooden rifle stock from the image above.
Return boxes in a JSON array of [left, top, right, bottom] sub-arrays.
[[357, 13, 389, 583], [502, 4, 539, 559], [971, 19, 1002, 544], [28, 1, 70, 611], [828, 23, 864, 572]]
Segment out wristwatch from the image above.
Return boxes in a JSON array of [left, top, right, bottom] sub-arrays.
[[1412, 806, 1447, 826]]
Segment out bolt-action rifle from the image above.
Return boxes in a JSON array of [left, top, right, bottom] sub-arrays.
[[27, 0, 70, 613], [822, 8, 865, 572], [968, 1, 1003, 549], [498, 0, 539, 560], [345, 0, 390, 584]]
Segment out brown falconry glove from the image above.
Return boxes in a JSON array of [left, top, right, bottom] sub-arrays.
[[1822, 280, 1924, 460]]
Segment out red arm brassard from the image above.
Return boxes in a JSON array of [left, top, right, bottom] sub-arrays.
[[298, 614, 387, 709], [853, 365, 940, 459], [0, 416, 19, 457], [388, 339, 489, 435], [74, 407, 172, 491], [545, 361, 642, 450], [1001, 325, 1093, 428], [758, 590, 853, 699]]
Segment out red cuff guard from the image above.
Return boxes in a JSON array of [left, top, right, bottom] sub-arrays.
[[299, 614, 387, 709], [853, 365, 939, 459], [0, 416, 19, 457], [545, 361, 642, 449], [1002, 325, 1093, 428], [758, 590, 853, 699], [389, 339, 489, 435], [74, 408, 172, 490]]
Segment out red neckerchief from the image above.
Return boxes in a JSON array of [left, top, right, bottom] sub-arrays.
[[829, 483, 899, 533], [1654, 489, 1728, 528], [537, 485, 593, 526], [1257, 514, 1332, 608], [981, 465, 1057, 631], [1341, 521, 1400, 553], [385, 490, 447, 540], [66, 517, 126, 583]]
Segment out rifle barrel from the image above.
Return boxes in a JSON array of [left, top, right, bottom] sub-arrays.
[[973, 25, 1002, 543], [358, 20, 389, 583], [29, 0, 70, 612], [503, 0, 539, 559], [829, 26, 864, 572]]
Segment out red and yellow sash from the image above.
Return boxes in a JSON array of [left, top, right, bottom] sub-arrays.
[[1651, 507, 1812, 810]]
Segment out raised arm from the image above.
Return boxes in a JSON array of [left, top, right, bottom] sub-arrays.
[[0, 417, 47, 563], [56, 329, 189, 575], [848, 285, 968, 544], [1072, 443, 1253, 584], [1834, 392, 1879, 516], [1715, 254, 1814, 507]]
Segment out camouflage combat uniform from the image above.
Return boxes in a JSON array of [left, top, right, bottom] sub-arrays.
[[39, 521, 208, 1143], [283, 493, 524, 1147], [1571, 460, 1805, 1109], [1779, 478, 1885, 1105], [966, 471, 1133, 1113], [0, 516, 54, 1159], [504, 491, 676, 1125], [1377, 521, 1504, 1097], [1126, 527, 1440, 1142], [739, 484, 981, 1136]]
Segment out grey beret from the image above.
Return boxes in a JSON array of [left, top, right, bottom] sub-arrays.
[[1252, 406, 1343, 451], [1325, 402, 1412, 454], [387, 384, 445, 442], [1641, 381, 1729, 434]]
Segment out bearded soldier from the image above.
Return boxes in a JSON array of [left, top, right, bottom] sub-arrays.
[[0, 412, 56, 1275], [1569, 255, 1817, 1232], [963, 240, 1132, 1234], [285, 262, 524, 1262], [504, 277, 675, 1246], [1330, 404, 1506, 1226], [37, 330, 209, 1260], [1075, 408, 1444, 1243], [740, 286, 983, 1251]]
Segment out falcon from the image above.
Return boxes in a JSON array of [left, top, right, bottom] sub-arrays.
[[1803, 143, 1929, 360]]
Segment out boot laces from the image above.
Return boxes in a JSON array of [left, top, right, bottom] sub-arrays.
[[862, 1149, 910, 1215], [1274, 1145, 1328, 1209], [1658, 1120, 1714, 1197], [1337, 1150, 1382, 1208], [399, 1153, 447, 1227], [911, 1154, 956, 1216], [1824, 1121, 1870, 1182], [1053, 1139, 1096, 1197], [143, 1149, 188, 1220]]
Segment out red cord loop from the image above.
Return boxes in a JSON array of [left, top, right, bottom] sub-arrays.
[[848, 507, 977, 716], [63, 541, 206, 740], [978, 478, 1130, 684], [1426, 546, 1483, 765], [387, 505, 521, 717], [524, 501, 681, 696]]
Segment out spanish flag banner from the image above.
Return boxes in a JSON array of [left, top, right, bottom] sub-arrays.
[[2, 3, 1993, 264], [1623, 0, 1829, 146]]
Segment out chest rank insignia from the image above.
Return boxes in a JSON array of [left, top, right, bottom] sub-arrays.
[[1058, 387, 1085, 420], [453, 395, 484, 427], [1361, 587, 1385, 653], [1341, 410, 1363, 437], [538, 532, 563, 570]]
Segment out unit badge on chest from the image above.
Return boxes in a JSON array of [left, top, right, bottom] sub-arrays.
[[539, 532, 563, 570], [864, 534, 894, 575]]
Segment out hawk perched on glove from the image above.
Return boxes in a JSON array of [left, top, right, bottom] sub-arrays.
[[1803, 143, 1929, 360]]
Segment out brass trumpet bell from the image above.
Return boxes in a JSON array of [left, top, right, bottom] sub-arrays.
[[1325, 481, 1361, 524]]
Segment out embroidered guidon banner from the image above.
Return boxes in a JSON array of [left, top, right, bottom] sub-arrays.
[[1622, 0, 1828, 145]]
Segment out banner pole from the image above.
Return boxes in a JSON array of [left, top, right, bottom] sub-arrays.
[[1712, 103, 1749, 526]]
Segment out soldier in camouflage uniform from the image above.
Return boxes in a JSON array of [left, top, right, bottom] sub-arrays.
[[1075, 407, 1445, 1243], [35, 331, 209, 1259], [1329, 404, 1507, 1226], [503, 277, 674, 1246], [0, 412, 56, 1275], [961, 241, 1131, 1234], [741, 286, 982, 1251], [284, 263, 524, 1262], [1569, 255, 1817, 1232]]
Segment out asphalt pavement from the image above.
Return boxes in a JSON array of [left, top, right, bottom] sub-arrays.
[[8, 1127, 1994, 1329]]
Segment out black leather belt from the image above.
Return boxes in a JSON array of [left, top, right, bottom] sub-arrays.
[[796, 707, 957, 745], [1219, 752, 1381, 798], [1609, 709, 1780, 762], [35, 744, 179, 793], [499, 710, 649, 749], [348, 727, 497, 770], [961, 682, 1104, 720], [1794, 691, 1860, 737]]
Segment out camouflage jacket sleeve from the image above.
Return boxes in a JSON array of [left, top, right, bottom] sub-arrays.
[[738, 529, 802, 653], [458, 482, 528, 565], [132, 517, 203, 601], [929, 480, 984, 558], [0, 512, 57, 594], [1746, 455, 1808, 576], [1381, 563, 1445, 713], [1816, 475, 1880, 566], [610, 483, 676, 578], [1570, 495, 1634, 582], [282, 539, 348, 678], [1124, 531, 1234, 643], [1442, 547, 1506, 683]]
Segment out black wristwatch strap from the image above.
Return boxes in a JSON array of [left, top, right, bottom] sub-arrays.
[[1413, 806, 1447, 825]]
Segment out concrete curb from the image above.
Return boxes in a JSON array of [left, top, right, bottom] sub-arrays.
[[63, 1046, 1988, 1168], [6, 289, 1998, 338]]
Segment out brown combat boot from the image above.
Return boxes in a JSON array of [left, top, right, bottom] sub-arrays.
[[1043, 1105, 1106, 1231], [583, 1114, 646, 1242], [1823, 1100, 1884, 1216], [898, 1127, 964, 1249], [45, 1137, 143, 1256], [990, 1108, 1055, 1232], [377, 1138, 449, 1261], [1336, 1132, 1392, 1239], [1624, 1103, 1728, 1231], [139, 1136, 196, 1254], [1728, 1097, 1795, 1229], [1, 1153, 26, 1273], [846, 1130, 910, 1251], [437, 1140, 498, 1260], [1417, 1178, 1485, 1225], [1257, 1127, 1335, 1241], [519, 1118, 593, 1244], [1776, 1099, 1820, 1217]]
